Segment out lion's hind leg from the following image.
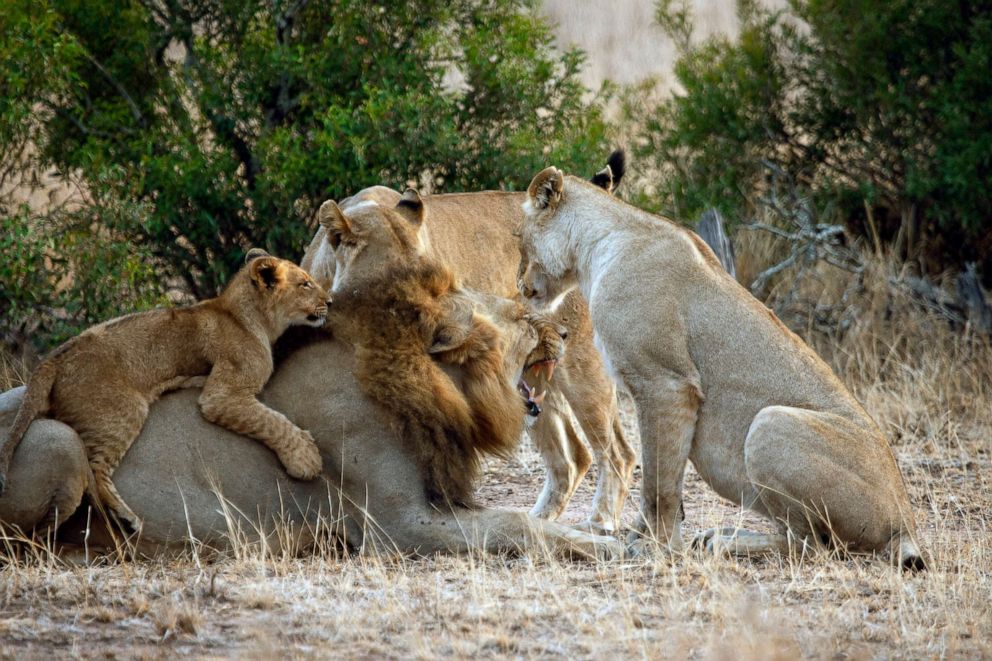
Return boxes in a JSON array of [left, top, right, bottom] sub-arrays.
[[743, 405, 925, 569], [528, 390, 591, 522], [74, 391, 150, 535]]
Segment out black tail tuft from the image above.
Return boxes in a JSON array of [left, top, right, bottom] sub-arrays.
[[902, 553, 927, 573]]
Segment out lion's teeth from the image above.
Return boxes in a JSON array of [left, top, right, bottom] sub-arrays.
[[533, 390, 546, 405], [546, 361, 556, 381]]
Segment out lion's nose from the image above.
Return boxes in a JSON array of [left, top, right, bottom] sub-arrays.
[[326, 296, 333, 305]]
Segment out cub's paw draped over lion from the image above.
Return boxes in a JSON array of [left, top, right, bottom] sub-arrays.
[[0, 249, 330, 532]]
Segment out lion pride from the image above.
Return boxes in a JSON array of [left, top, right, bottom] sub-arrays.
[[301, 152, 636, 534]]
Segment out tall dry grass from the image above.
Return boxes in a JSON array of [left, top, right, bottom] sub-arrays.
[[2, 235, 990, 657]]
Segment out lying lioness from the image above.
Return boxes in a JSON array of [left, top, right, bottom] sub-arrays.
[[517, 166, 925, 569], [0, 249, 330, 532]]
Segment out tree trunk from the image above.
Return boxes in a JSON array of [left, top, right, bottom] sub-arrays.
[[695, 209, 736, 278]]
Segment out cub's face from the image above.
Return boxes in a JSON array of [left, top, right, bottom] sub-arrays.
[[314, 191, 425, 295], [247, 252, 331, 327], [518, 166, 578, 313], [517, 242, 576, 314]]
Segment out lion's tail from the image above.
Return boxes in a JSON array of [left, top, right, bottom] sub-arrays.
[[0, 360, 58, 495], [892, 530, 927, 572]]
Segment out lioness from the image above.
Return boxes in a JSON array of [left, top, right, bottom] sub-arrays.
[[517, 166, 926, 569], [0, 249, 329, 532], [0, 241, 618, 559], [301, 156, 636, 533]]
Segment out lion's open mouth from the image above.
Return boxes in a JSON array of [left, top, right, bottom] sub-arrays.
[[306, 312, 327, 325], [517, 358, 557, 417]]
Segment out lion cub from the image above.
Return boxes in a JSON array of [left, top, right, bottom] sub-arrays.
[[0, 249, 330, 532]]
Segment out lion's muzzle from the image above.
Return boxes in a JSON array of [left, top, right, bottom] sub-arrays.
[[518, 358, 557, 417]]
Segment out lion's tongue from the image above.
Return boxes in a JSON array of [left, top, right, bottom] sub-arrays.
[[518, 359, 556, 416]]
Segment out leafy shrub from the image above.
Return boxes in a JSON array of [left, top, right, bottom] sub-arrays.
[[0, 2, 164, 352], [633, 0, 992, 278], [0, 178, 165, 353]]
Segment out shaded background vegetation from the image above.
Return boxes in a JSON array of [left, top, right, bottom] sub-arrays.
[[2, 0, 990, 352], [630, 0, 991, 277], [1, 0, 610, 350]]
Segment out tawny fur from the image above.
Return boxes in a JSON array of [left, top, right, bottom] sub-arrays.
[[0, 252, 330, 532], [518, 167, 926, 570], [301, 160, 636, 533]]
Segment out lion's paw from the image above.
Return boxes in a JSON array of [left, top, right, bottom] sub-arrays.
[[281, 430, 323, 480], [625, 534, 683, 560], [573, 518, 616, 538], [564, 533, 624, 562], [593, 537, 626, 562]]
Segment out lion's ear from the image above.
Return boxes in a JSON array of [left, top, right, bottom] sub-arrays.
[[249, 256, 283, 289], [395, 188, 424, 226], [428, 297, 475, 356], [245, 247, 270, 264], [527, 167, 564, 211], [428, 323, 471, 355], [589, 165, 614, 193], [317, 200, 351, 249], [590, 149, 625, 194]]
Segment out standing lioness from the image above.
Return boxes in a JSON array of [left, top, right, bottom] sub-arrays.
[[517, 166, 925, 569], [0, 249, 329, 532]]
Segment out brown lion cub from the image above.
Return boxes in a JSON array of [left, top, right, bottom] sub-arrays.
[[0, 249, 330, 532]]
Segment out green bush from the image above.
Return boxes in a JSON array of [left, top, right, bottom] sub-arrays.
[[633, 0, 992, 276], [16, 0, 610, 300], [0, 1, 164, 351], [0, 178, 165, 352]]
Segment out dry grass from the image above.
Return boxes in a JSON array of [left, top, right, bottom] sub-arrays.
[[2, 240, 990, 659]]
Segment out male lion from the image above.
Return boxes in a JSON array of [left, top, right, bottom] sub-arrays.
[[301, 155, 636, 533], [318, 193, 566, 508], [517, 166, 926, 569], [0, 250, 329, 532]]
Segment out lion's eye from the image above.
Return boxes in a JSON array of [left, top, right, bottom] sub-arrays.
[[301, 280, 313, 289]]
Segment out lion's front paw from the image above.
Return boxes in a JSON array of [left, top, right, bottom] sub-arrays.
[[281, 430, 323, 480], [592, 536, 625, 561], [625, 531, 683, 560]]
